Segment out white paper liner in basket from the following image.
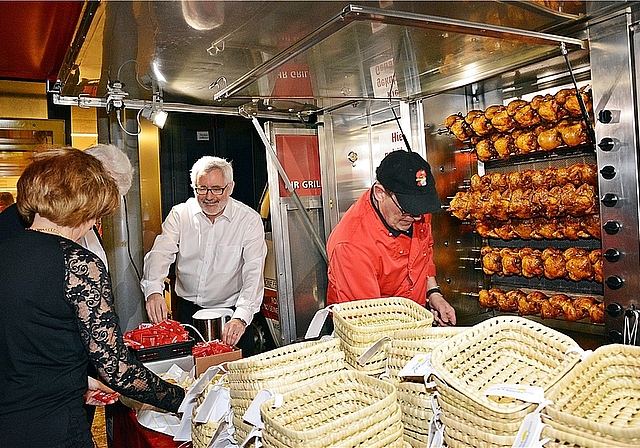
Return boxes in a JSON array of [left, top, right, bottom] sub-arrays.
[[430, 316, 582, 416], [259, 370, 405, 448], [544, 344, 640, 445]]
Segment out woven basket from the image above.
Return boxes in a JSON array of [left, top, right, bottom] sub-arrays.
[[333, 297, 434, 347], [443, 422, 506, 448], [435, 377, 527, 430], [192, 388, 222, 448], [540, 424, 588, 448], [341, 342, 390, 374], [227, 338, 345, 445], [397, 381, 435, 432], [226, 338, 345, 392], [260, 370, 405, 448], [541, 416, 638, 448], [332, 297, 433, 374], [545, 344, 640, 445], [403, 427, 428, 448], [231, 408, 250, 445], [430, 316, 582, 416], [388, 326, 466, 379], [385, 326, 466, 442], [441, 412, 516, 447], [191, 375, 229, 448]]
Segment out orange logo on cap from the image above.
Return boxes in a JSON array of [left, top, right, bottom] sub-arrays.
[[416, 169, 427, 187]]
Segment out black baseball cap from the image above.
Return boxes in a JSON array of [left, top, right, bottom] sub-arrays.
[[376, 150, 441, 215]]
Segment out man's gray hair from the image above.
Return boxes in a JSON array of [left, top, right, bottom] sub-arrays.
[[85, 144, 134, 196], [190, 156, 233, 187]]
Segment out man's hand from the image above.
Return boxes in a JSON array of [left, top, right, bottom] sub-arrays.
[[145, 293, 168, 324], [222, 318, 247, 346], [429, 293, 457, 326], [84, 377, 119, 406]]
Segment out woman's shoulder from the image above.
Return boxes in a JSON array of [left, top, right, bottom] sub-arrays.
[[60, 237, 107, 270]]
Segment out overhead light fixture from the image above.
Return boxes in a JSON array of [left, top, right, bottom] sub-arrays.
[[151, 109, 168, 128], [141, 85, 168, 129], [141, 105, 168, 129]]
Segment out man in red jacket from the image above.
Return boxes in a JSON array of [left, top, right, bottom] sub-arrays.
[[326, 150, 456, 326]]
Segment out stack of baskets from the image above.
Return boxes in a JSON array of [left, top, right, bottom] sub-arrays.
[[225, 338, 346, 444], [259, 370, 407, 447], [332, 297, 434, 375], [191, 378, 230, 448], [541, 344, 640, 448], [429, 316, 583, 448], [386, 327, 466, 447]]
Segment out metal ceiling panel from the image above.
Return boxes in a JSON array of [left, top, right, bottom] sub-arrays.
[[55, 1, 635, 116]]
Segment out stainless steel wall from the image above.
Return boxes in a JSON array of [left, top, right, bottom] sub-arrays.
[[590, 9, 640, 344]]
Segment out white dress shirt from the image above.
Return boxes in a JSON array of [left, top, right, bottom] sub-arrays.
[[82, 227, 108, 270], [140, 197, 267, 324]]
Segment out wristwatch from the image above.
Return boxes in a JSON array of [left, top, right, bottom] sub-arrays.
[[426, 287, 443, 303], [426, 286, 444, 309]]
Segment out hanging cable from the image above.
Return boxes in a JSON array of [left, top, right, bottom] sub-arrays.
[[115, 108, 143, 136], [560, 42, 596, 145], [388, 74, 413, 152], [122, 195, 142, 281], [116, 59, 153, 91]]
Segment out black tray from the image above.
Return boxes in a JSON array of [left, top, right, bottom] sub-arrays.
[[129, 338, 195, 362]]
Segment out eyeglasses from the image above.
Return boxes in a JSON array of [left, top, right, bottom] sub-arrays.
[[387, 191, 421, 218], [194, 183, 230, 196]]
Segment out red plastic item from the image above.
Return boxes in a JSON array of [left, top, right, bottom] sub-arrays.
[[123, 319, 190, 349], [93, 391, 120, 404], [192, 340, 235, 358]]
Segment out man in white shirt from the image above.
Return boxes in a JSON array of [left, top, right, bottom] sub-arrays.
[[141, 156, 267, 351]]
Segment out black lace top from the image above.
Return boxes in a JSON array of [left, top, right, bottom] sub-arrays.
[[0, 230, 185, 447]]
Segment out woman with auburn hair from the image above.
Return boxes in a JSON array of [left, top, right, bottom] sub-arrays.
[[0, 148, 185, 448]]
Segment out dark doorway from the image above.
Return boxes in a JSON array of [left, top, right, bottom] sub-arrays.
[[158, 113, 267, 217]]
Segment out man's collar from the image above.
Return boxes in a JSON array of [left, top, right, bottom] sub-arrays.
[[369, 187, 412, 238], [194, 197, 234, 222]]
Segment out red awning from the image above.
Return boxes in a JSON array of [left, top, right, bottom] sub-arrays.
[[0, 1, 84, 82]]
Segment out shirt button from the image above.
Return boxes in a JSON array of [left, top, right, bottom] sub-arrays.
[[399, 250, 404, 254]]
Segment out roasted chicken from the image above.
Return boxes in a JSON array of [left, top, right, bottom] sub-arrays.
[[472, 215, 600, 241], [478, 287, 605, 323], [444, 87, 594, 162], [481, 246, 602, 282]]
